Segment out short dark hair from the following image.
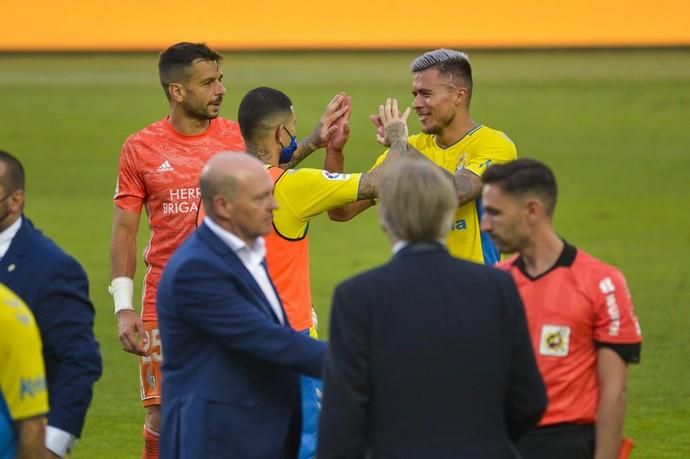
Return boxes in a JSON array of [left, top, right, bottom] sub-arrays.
[[0, 150, 25, 193], [238, 87, 293, 142], [411, 49, 473, 94], [158, 42, 222, 100], [482, 159, 558, 216]]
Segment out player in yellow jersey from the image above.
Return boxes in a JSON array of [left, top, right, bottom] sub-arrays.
[[0, 283, 48, 459], [332, 49, 517, 264], [236, 87, 399, 458]]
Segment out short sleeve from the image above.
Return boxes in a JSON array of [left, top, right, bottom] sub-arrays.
[[592, 268, 642, 344], [0, 298, 48, 422], [464, 132, 517, 177], [273, 168, 361, 236], [113, 141, 146, 212]]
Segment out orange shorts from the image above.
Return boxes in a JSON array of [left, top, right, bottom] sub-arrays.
[[139, 321, 163, 407]]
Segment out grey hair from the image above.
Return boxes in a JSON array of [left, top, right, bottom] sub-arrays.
[[411, 49, 469, 72], [410, 49, 473, 94], [379, 159, 458, 243]]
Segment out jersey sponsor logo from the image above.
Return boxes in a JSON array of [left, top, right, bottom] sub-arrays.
[[539, 325, 571, 357], [322, 171, 350, 180], [599, 277, 621, 336], [163, 187, 201, 215], [450, 219, 467, 231], [20, 376, 47, 399], [156, 160, 175, 173]]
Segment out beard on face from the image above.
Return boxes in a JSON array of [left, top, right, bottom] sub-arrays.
[[183, 97, 222, 121]]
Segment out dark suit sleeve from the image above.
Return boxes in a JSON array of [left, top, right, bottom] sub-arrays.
[[172, 259, 326, 378], [34, 255, 102, 437], [500, 274, 547, 440], [318, 283, 370, 459]]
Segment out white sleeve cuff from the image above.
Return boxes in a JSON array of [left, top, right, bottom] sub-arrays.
[[45, 425, 77, 458]]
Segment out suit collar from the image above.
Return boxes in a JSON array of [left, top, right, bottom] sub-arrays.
[[394, 241, 447, 258], [197, 222, 286, 325]]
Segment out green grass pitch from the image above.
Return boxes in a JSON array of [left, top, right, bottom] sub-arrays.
[[1, 49, 689, 457]]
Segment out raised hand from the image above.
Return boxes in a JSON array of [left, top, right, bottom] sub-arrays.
[[371, 98, 411, 147], [308, 93, 350, 149], [328, 95, 352, 151]]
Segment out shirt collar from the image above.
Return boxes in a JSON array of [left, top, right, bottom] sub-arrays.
[[0, 216, 22, 253], [392, 240, 409, 255], [203, 216, 266, 262], [392, 239, 446, 255]]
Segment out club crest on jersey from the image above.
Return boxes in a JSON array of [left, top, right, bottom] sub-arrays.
[[322, 171, 350, 180], [146, 367, 157, 390], [539, 325, 571, 357]]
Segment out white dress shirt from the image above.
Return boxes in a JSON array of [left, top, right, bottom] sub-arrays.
[[0, 216, 22, 258], [204, 217, 285, 324], [0, 216, 76, 457]]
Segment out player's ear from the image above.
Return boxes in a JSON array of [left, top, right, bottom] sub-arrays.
[[455, 87, 469, 107], [525, 199, 541, 224], [213, 195, 232, 220], [168, 83, 185, 103]]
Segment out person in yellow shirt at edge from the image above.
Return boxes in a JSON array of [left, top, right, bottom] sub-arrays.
[[197, 87, 404, 458], [0, 283, 48, 459], [331, 48, 517, 265]]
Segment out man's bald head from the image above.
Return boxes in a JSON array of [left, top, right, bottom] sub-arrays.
[[200, 152, 277, 244], [200, 152, 264, 217]]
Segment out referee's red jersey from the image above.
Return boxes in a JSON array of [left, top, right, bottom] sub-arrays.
[[497, 243, 642, 426]]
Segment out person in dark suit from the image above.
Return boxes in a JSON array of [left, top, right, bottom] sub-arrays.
[[157, 152, 327, 459], [318, 158, 547, 459], [0, 150, 102, 458]]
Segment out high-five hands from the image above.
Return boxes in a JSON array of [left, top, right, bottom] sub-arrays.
[[311, 93, 351, 148], [370, 98, 411, 147]]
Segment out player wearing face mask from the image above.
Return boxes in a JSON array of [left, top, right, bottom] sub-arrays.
[[196, 86, 401, 458]]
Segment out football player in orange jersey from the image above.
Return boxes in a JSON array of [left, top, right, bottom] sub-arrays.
[[109, 43, 346, 459]]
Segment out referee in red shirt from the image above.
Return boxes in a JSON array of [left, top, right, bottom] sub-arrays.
[[480, 159, 642, 459]]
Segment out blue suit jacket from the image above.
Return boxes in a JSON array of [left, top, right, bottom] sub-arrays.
[[157, 222, 326, 459], [0, 217, 102, 437]]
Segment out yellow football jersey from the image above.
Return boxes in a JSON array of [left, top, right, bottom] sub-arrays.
[[272, 168, 361, 238], [0, 283, 48, 458], [371, 125, 517, 263]]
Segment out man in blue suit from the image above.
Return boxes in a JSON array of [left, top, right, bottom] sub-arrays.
[[0, 150, 102, 458], [157, 152, 326, 458]]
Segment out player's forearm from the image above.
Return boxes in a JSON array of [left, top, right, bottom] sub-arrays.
[[324, 146, 345, 173], [328, 200, 375, 222], [594, 388, 627, 459], [16, 416, 45, 459], [110, 230, 137, 279], [453, 170, 482, 207]]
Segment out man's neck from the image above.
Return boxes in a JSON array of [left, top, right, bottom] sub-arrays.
[[436, 114, 477, 149], [246, 142, 278, 166], [168, 110, 211, 136], [520, 229, 564, 278], [0, 214, 21, 234]]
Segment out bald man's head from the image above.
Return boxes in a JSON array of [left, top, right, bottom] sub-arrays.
[[200, 152, 277, 243], [200, 152, 262, 214]]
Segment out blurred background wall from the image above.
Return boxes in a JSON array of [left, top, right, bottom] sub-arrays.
[[3, 0, 689, 51]]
